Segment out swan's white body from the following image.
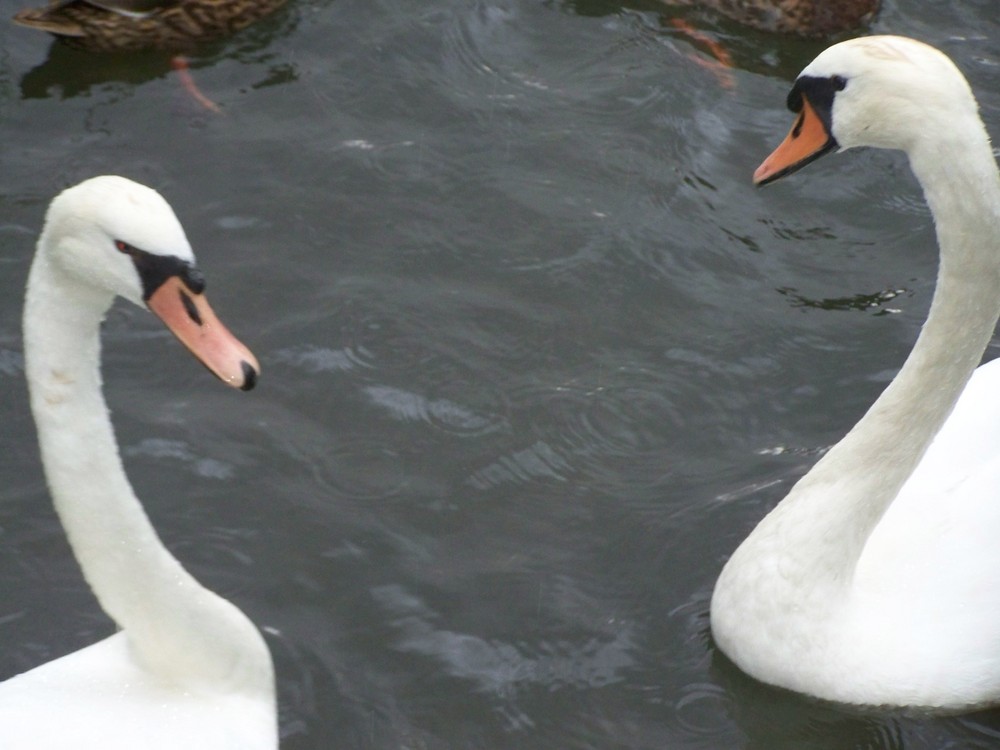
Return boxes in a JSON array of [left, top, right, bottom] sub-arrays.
[[0, 177, 277, 747], [711, 36, 1000, 709]]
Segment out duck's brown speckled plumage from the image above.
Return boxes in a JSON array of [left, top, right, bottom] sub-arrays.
[[13, 0, 289, 53], [672, 0, 879, 36]]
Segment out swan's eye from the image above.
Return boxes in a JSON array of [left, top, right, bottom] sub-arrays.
[[115, 240, 137, 255], [181, 265, 206, 295], [832, 75, 847, 91]]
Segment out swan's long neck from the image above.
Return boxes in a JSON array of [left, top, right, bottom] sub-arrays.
[[23, 249, 272, 694], [720, 115, 1000, 605]]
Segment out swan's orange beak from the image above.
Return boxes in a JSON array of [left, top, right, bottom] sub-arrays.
[[147, 276, 259, 391], [753, 96, 836, 186]]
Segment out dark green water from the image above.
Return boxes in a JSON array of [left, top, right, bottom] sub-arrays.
[[2, 0, 1000, 747]]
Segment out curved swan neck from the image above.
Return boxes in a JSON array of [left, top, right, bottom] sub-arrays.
[[758, 117, 1000, 586], [23, 247, 272, 693]]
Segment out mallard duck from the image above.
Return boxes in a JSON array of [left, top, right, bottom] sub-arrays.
[[12, 0, 290, 53], [671, 0, 880, 37]]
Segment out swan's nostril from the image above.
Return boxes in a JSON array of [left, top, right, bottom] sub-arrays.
[[179, 289, 202, 326]]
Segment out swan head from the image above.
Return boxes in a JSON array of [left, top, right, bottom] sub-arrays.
[[38, 176, 259, 390], [753, 36, 979, 185]]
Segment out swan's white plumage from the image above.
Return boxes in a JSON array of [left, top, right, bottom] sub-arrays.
[[0, 635, 274, 749], [712, 36, 1000, 709], [0, 176, 276, 748]]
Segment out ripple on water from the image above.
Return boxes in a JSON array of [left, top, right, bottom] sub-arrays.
[[371, 583, 636, 694], [468, 366, 683, 493], [287, 432, 411, 503], [674, 683, 735, 740], [271, 343, 374, 374], [171, 524, 260, 586], [124, 437, 235, 480], [364, 383, 507, 438], [266, 293, 426, 379], [467, 439, 571, 491], [880, 191, 931, 218], [0, 349, 24, 378], [437, 3, 553, 112], [954, 716, 1000, 748]]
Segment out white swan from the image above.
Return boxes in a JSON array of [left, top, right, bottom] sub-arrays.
[[0, 176, 277, 747], [711, 36, 1000, 710]]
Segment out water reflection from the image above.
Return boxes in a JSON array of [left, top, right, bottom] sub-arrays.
[[777, 285, 909, 314], [713, 642, 1000, 750], [3, 1, 1000, 748], [712, 648, 908, 750], [19, 44, 175, 100]]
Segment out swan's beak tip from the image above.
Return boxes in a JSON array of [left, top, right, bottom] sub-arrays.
[[753, 159, 779, 186], [239, 361, 258, 392]]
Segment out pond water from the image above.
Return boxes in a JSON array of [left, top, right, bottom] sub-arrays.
[[2, 0, 1000, 747]]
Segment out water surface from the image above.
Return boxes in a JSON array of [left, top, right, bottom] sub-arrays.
[[2, 1, 1000, 747]]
